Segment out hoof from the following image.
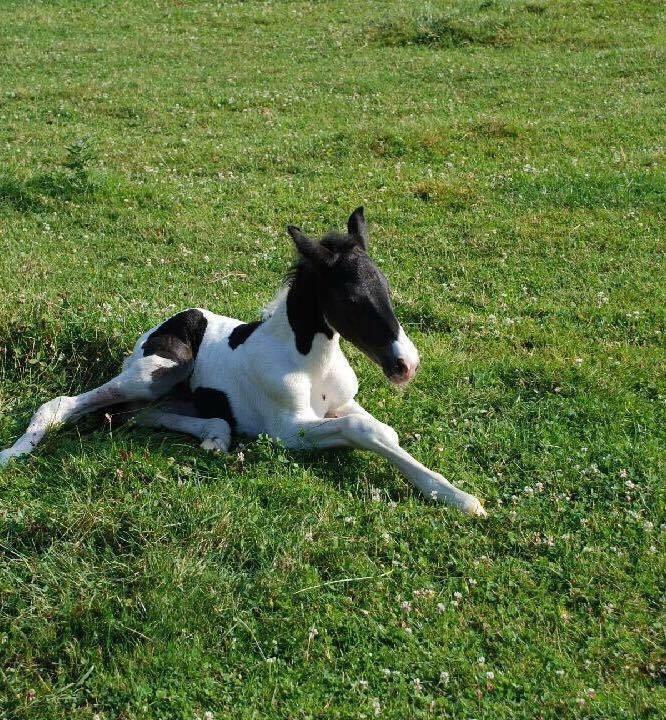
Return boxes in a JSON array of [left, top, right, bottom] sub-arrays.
[[464, 497, 488, 518], [200, 437, 229, 454], [0, 450, 15, 468]]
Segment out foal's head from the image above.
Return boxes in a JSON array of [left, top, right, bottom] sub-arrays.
[[287, 207, 420, 385]]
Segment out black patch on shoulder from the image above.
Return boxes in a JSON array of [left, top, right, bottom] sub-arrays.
[[228, 320, 262, 349], [286, 268, 334, 355], [143, 309, 207, 366], [192, 387, 237, 431]]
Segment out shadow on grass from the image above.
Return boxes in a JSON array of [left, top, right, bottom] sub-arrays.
[[0, 169, 110, 214], [0, 315, 124, 397], [370, 11, 512, 48]]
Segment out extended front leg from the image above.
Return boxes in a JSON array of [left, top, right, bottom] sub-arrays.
[[278, 412, 486, 517], [326, 399, 399, 445]]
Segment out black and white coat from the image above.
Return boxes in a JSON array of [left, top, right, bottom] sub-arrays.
[[0, 209, 486, 517]]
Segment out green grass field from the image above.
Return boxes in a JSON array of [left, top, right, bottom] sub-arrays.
[[1, 1, 664, 717]]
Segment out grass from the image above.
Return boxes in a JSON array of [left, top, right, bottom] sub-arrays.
[[0, 0, 664, 718]]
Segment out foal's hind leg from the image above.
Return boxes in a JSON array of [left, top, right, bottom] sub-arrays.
[[134, 403, 231, 453], [0, 354, 189, 466]]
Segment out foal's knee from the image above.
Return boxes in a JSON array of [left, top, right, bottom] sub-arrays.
[[342, 415, 398, 448]]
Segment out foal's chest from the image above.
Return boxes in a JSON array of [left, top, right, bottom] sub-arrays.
[[309, 362, 359, 417]]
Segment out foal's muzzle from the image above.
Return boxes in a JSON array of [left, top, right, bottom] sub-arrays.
[[387, 356, 420, 385], [382, 327, 420, 386]]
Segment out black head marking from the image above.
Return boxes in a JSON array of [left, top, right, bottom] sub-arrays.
[[285, 208, 401, 372]]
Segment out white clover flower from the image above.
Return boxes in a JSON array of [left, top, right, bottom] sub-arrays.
[[412, 678, 423, 692], [477, 656, 485, 665], [371, 697, 381, 716], [414, 588, 435, 599], [440, 671, 450, 685], [486, 671, 495, 680]]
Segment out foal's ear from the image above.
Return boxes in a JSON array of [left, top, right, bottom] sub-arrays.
[[347, 206, 368, 249], [287, 226, 333, 265]]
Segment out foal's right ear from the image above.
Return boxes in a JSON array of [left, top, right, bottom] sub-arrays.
[[287, 226, 333, 265]]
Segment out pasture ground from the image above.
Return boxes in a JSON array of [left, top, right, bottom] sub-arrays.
[[0, 1, 664, 718]]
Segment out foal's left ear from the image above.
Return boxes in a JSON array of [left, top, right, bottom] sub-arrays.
[[347, 206, 368, 249]]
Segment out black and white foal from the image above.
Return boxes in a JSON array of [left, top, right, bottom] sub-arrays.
[[0, 208, 486, 516]]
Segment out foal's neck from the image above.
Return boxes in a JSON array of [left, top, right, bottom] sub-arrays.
[[263, 265, 339, 363]]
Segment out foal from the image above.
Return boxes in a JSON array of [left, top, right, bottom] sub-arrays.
[[0, 208, 486, 516]]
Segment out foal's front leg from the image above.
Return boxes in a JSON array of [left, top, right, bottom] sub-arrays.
[[325, 399, 399, 445], [278, 410, 486, 517]]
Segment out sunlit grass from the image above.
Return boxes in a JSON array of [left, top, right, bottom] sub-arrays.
[[0, 1, 664, 718]]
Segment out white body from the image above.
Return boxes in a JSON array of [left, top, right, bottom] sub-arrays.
[[187, 307, 358, 439]]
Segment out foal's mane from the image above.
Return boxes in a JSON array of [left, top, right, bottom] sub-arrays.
[[282, 231, 358, 285], [263, 232, 360, 319]]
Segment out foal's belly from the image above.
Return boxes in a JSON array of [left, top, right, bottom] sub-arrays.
[[188, 311, 265, 436]]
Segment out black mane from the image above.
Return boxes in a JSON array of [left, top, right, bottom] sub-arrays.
[[319, 231, 359, 254], [283, 231, 361, 287]]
